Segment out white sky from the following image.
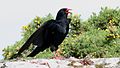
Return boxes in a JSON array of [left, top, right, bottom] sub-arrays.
[[0, 0, 120, 59]]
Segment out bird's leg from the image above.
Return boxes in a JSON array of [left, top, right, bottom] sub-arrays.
[[52, 49, 64, 60], [55, 49, 61, 57]]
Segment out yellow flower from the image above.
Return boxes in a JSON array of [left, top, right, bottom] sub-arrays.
[[22, 25, 29, 30], [16, 47, 20, 50], [98, 28, 100, 30], [37, 21, 40, 24], [34, 20, 38, 23], [34, 16, 41, 24], [8, 52, 12, 56], [109, 20, 112, 23], [105, 29, 109, 32], [113, 35, 115, 38], [109, 34, 114, 36], [117, 35, 120, 38]]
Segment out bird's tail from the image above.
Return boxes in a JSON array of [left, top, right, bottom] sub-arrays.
[[9, 39, 32, 59], [17, 42, 31, 55]]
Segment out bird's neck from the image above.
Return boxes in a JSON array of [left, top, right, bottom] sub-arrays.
[[56, 18, 69, 28], [56, 13, 68, 27], [56, 14, 67, 20]]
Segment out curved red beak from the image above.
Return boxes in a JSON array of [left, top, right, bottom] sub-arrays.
[[66, 8, 72, 14]]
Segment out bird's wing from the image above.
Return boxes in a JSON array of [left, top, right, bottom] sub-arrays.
[[46, 21, 69, 51], [16, 20, 55, 55]]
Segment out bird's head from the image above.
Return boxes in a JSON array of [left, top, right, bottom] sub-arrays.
[[56, 8, 72, 20], [63, 8, 72, 15]]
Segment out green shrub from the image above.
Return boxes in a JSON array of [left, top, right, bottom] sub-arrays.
[[60, 7, 120, 58], [3, 14, 54, 60], [2, 7, 120, 60], [60, 29, 109, 58]]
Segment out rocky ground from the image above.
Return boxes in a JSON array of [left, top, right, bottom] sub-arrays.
[[0, 57, 120, 68]]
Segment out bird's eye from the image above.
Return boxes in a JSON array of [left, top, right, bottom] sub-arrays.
[[65, 8, 72, 14]]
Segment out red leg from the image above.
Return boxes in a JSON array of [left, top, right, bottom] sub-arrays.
[[52, 50, 64, 60]]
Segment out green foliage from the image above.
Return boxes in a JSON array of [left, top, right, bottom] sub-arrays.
[[61, 29, 109, 58], [3, 14, 53, 60], [35, 48, 53, 58], [69, 14, 82, 36], [3, 7, 120, 60], [60, 7, 120, 58], [2, 40, 24, 59]]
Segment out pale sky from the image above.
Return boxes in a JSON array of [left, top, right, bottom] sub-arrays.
[[0, 0, 120, 59]]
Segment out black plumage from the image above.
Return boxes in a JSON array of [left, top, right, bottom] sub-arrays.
[[10, 8, 71, 59]]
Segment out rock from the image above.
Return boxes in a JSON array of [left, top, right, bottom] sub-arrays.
[[0, 58, 120, 68], [73, 62, 83, 67], [0, 63, 7, 68]]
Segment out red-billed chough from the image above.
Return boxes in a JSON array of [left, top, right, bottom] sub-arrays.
[[10, 8, 72, 59]]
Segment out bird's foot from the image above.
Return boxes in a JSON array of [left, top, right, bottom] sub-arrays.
[[52, 56, 64, 60], [29, 60, 51, 68], [79, 58, 94, 65]]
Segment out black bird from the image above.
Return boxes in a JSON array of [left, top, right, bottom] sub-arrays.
[[10, 8, 71, 59]]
